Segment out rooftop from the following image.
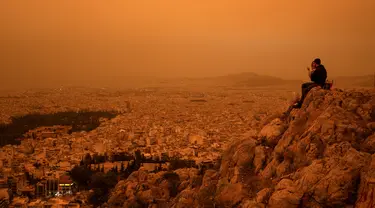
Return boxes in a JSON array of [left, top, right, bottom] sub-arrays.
[[59, 175, 72, 184]]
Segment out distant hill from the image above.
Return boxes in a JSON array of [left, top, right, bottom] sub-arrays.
[[148, 72, 302, 88], [198, 72, 301, 87]]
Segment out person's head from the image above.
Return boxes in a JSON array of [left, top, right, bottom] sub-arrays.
[[312, 58, 321, 69]]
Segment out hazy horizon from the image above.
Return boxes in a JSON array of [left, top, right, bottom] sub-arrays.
[[1, 0, 374, 89]]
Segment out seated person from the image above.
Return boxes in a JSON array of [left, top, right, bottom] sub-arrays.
[[293, 58, 327, 108]]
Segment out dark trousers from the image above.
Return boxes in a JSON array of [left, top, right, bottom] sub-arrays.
[[299, 82, 319, 105]]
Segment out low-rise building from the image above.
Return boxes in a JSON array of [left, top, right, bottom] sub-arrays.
[[35, 182, 45, 198], [58, 175, 73, 196]]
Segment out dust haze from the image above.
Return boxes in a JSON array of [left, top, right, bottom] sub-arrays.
[[1, 1, 375, 207], [1, 0, 374, 89]]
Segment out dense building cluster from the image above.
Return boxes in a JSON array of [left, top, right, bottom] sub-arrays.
[[0, 86, 290, 207]]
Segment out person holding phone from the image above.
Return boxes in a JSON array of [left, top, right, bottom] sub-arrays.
[[293, 58, 327, 108]]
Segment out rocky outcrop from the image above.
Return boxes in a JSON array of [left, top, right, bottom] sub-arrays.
[[356, 154, 375, 208], [107, 88, 375, 207]]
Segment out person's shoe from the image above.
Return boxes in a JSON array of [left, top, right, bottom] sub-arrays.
[[292, 102, 302, 109]]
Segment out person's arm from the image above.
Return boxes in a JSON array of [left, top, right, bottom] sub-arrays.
[[307, 67, 312, 79], [310, 68, 320, 83]]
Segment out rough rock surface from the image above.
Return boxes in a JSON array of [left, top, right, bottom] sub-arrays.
[[107, 88, 375, 207]]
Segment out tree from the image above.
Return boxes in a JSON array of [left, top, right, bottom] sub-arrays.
[[70, 166, 92, 188], [134, 150, 142, 164], [83, 153, 92, 166], [90, 172, 107, 189], [92, 153, 99, 164], [88, 188, 106, 207], [104, 152, 108, 161], [120, 162, 125, 173], [104, 171, 118, 188], [97, 154, 105, 163], [88, 171, 118, 206]]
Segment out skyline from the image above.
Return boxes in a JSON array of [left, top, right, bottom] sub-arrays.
[[1, 0, 374, 89]]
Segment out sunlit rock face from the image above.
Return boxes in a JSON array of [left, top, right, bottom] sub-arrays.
[[107, 88, 375, 207]]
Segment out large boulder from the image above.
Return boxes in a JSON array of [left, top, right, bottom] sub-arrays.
[[215, 183, 246, 207], [268, 179, 303, 208], [293, 142, 371, 207], [219, 138, 257, 181], [258, 118, 287, 146]]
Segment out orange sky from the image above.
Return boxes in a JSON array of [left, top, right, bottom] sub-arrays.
[[0, 0, 374, 88]]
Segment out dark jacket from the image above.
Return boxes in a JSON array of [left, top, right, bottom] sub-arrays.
[[311, 65, 327, 85]]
